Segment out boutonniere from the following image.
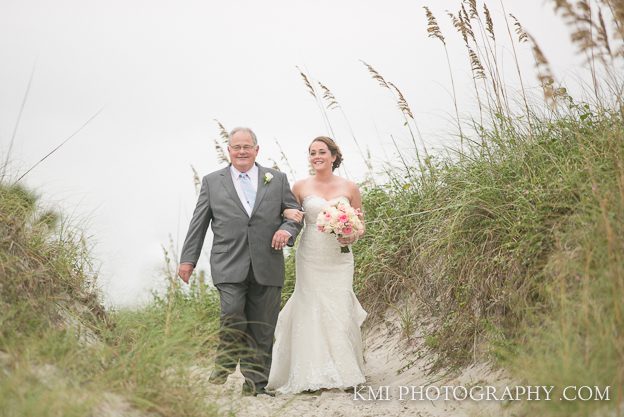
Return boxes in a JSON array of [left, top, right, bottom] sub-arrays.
[[264, 172, 274, 185]]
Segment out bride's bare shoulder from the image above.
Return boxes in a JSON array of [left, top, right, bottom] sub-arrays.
[[334, 176, 359, 191], [337, 178, 361, 203], [347, 179, 361, 191], [292, 178, 313, 201], [293, 178, 312, 190]]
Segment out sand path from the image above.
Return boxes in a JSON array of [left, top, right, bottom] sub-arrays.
[[202, 310, 516, 417]]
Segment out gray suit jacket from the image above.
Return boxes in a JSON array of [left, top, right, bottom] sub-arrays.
[[179, 164, 302, 286]]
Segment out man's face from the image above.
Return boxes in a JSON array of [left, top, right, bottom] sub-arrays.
[[228, 131, 259, 172]]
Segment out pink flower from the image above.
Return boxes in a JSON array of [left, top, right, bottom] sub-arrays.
[[315, 200, 364, 253]]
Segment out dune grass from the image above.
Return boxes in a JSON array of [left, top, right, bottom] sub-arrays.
[[0, 182, 224, 417], [2, 1, 623, 417], [341, 1, 623, 415]]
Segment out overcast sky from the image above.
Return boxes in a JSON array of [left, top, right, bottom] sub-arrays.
[[0, 0, 587, 307]]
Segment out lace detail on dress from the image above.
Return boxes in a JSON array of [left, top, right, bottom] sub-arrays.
[[266, 195, 367, 394]]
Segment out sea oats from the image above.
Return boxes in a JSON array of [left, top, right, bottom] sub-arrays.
[[527, 33, 557, 104], [553, 0, 600, 56], [449, 11, 468, 45], [213, 139, 229, 165], [553, 0, 575, 18], [361, 60, 390, 89], [469, 47, 486, 78], [297, 66, 317, 98], [484, 3, 496, 40], [190, 165, 201, 195], [597, 8, 613, 56], [212, 119, 230, 164], [389, 81, 415, 119], [318, 81, 340, 110], [606, 0, 624, 56], [502, 3, 532, 134], [273, 138, 296, 179], [571, 28, 597, 52], [361, 60, 427, 160], [214, 119, 229, 143], [578, 0, 592, 18], [611, 1, 624, 50], [576, 0, 598, 52], [461, 4, 477, 42], [426, 6, 465, 144], [510, 13, 528, 43], [467, 0, 478, 19], [268, 158, 281, 171], [424, 6, 446, 44]]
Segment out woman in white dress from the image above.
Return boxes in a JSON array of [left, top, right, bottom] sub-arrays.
[[266, 136, 367, 394]]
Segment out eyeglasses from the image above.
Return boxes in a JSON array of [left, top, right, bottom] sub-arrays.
[[229, 145, 256, 151]]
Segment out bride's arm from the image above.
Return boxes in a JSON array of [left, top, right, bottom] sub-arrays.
[[350, 182, 365, 238], [283, 180, 304, 223], [283, 208, 304, 222]]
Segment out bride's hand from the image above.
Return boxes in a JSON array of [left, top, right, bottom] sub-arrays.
[[337, 234, 358, 245], [283, 208, 304, 223], [338, 229, 364, 245]]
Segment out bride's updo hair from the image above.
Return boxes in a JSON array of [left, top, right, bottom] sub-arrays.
[[309, 136, 343, 171]]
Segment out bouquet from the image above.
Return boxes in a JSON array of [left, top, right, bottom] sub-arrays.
[[316, 201, 364, 253]]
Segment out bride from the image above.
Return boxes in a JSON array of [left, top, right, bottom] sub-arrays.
[[266, 136, 367, 394]]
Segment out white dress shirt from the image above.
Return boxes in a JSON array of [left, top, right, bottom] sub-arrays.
[[230, 164, 258, 216]]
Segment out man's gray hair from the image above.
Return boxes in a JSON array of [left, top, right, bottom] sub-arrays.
[[228, 127, 258, 145]]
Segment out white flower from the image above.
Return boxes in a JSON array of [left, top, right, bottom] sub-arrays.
[[264, 172, 274, 184]]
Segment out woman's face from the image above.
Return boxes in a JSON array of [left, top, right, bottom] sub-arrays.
[[309, 141, 336, 172]]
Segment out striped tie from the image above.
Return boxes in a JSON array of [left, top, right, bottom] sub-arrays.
[[239, 173, 256, 210]]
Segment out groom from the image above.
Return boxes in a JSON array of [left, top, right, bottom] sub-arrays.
[[177, 127, 302, 396]]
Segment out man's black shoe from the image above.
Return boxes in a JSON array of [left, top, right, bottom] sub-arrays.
[[256, 387, 276, 397], [208, 368, 230, 385], [241, 382, 276, 397], [241, 381, 256, 396]]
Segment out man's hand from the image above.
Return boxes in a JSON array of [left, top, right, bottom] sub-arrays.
[[178, 263, 194, 284], [272, 230, 291, 250]]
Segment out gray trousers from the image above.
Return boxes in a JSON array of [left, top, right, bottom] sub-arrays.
[[214, 264, 281, 389]]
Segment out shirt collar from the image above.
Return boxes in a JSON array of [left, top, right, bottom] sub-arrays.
[[230, 163, 258, 178]]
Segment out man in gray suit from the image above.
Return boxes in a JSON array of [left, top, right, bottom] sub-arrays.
[[177, 127, 302, 396]]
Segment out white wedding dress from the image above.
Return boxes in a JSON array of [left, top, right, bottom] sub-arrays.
[[266, 195, 367, 394]]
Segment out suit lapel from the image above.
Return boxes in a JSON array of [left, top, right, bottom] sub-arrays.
[[251, 164, 269, 217], [220, 166, 248, 217]]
